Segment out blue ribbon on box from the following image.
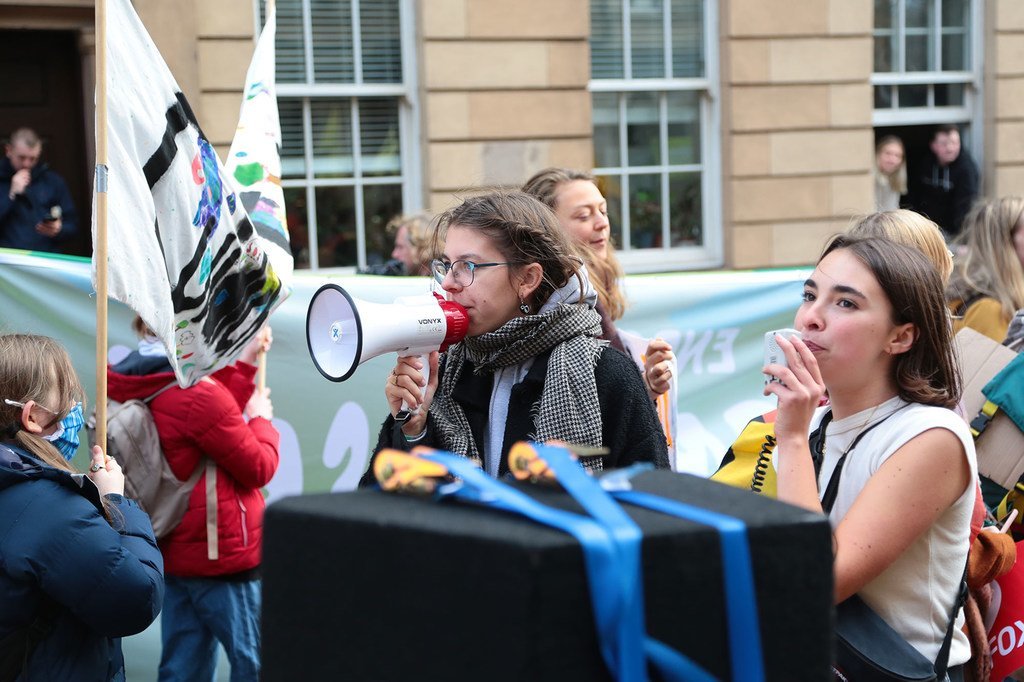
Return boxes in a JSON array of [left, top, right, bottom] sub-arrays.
[[602, 465, 766, 682], [417, 448, 711, 682]]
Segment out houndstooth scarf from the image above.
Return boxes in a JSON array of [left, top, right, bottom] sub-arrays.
[[430, 300, 606, 472]]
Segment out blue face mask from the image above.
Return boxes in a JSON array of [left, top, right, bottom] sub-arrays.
[[42, 402, 84, 461]]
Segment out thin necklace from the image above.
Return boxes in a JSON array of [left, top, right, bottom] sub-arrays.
[[824, 402, 882, 460]]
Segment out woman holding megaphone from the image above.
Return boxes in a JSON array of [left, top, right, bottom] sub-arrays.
[[366, 191, 669, 480]]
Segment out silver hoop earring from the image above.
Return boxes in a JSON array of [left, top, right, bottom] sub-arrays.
[[519, 300, 531, 315]]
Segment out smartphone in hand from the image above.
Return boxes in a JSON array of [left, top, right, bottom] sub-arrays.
[[763, 329, 802, 385]]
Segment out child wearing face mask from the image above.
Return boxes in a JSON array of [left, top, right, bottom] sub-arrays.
[[0, 333, 164, 682]]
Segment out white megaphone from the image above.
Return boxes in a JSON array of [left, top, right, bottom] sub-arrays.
[[306, 284, 469, 420]]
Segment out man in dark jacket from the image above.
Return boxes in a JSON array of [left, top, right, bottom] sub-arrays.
[[0, 127, 78, 252], [905, 124, 979, 240]]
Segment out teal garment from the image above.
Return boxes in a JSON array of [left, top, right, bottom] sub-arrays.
[[982, 352, 1024, 431]]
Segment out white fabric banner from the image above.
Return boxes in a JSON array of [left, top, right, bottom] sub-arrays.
[[225, 1, 293, 285], [95, 0, 287, 387]]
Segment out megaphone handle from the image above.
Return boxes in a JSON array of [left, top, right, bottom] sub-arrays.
[[394, 353, 429, 423]]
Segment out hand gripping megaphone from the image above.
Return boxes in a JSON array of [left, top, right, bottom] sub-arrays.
[[306, 284, 469, 420]]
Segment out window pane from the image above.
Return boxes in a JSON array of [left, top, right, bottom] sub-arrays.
[[935, 83, 964, 106], [942, 0, 968, 28], [594, 175, 624, 248], [904, 0, 931, 28], [316, 186, 357, 267], [311, 100, 353, 178], [874, 0, 895, 29], [897, 83, 928, 107], [874, 85, 893, 109], [363, 184, 405, 270], [276, 0, 306, 83], [905, 34, 932, 71], [631, 0, 665, 78], [280, 99, 306, 178], [359, 99, 401, 177], [361, 0, 402, 83], [874, 34, 894, 72], [592, 93, 620, 168], [628, 173, 662, 249], [670, 0, 703, 78], [626, 91, 660, 166], [941, 33, 966, 71], [669, 172, 701, 247], [311, 0, 354, 83], [591, 0, 624, 79], [284, 187, 310, 269], [667, 91, 700, 165]]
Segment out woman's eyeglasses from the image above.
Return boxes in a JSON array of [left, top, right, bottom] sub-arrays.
[[431, 259, 519, 286]]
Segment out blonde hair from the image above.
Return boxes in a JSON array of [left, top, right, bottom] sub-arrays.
[[388, 213, 436, 276], [876, 136, 907, 194], [0, 334, 83, 472], [951, 196, 1024, 319], [522, 168, 627, 320], [848, 210, 952, 284]]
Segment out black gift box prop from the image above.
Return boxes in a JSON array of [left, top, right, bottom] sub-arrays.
[[261, 446, 833, 681], [382, 446, 711, 681], [379, 442, 766, 681]]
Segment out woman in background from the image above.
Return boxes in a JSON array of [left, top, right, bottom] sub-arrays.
[[523, 168, 677, 463], [875, 136, 907, 212], [948, 196, 1024, 342]]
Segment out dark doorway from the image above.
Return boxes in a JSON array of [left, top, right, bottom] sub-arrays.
[[0, 29, 89, 257]]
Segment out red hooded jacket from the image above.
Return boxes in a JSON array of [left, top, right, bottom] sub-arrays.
[[107, 353, 279, 577]]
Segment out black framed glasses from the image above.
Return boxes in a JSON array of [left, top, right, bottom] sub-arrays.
[[430, 259, 519, 286]]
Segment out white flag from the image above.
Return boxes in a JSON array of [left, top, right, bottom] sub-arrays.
[[226, 1, 293, 285], [96, 0, 287, 387]]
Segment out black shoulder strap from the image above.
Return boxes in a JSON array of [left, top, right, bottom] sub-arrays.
[[809, 410, 833, 477], [933, 564, 968, 678], [820, 412, 896, 515]]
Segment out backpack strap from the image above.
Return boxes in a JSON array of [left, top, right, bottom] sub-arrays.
[[205, 460, 218, 561], [143, 380, 179, 404]]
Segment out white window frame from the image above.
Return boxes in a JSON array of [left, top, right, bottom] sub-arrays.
[[256, 0, 421, 271], [588, 0, 721, 273], [871, 0, 984, 146]]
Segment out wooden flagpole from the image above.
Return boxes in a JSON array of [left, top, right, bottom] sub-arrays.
[[94, 0, 109, 451]]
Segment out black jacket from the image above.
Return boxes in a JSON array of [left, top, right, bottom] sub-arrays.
[[906, 150, 979, 239], [0, 157, 78, 252], [364, 345, 670, 485]]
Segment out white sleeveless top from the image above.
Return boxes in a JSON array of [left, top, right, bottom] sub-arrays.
[[811, 396, 976, 666]]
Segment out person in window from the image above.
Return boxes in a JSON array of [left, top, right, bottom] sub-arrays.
[[906, 124, 980, 240], [0, 127, 78, 253], [358, 214, 435, 276], [523, 168, 677, 462], [768, 235, 973, 674], [364, 190, 669, 481], [875, 136, 908, 212], [0, 333, 163, 681], [947, 196, 1024, 342]]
